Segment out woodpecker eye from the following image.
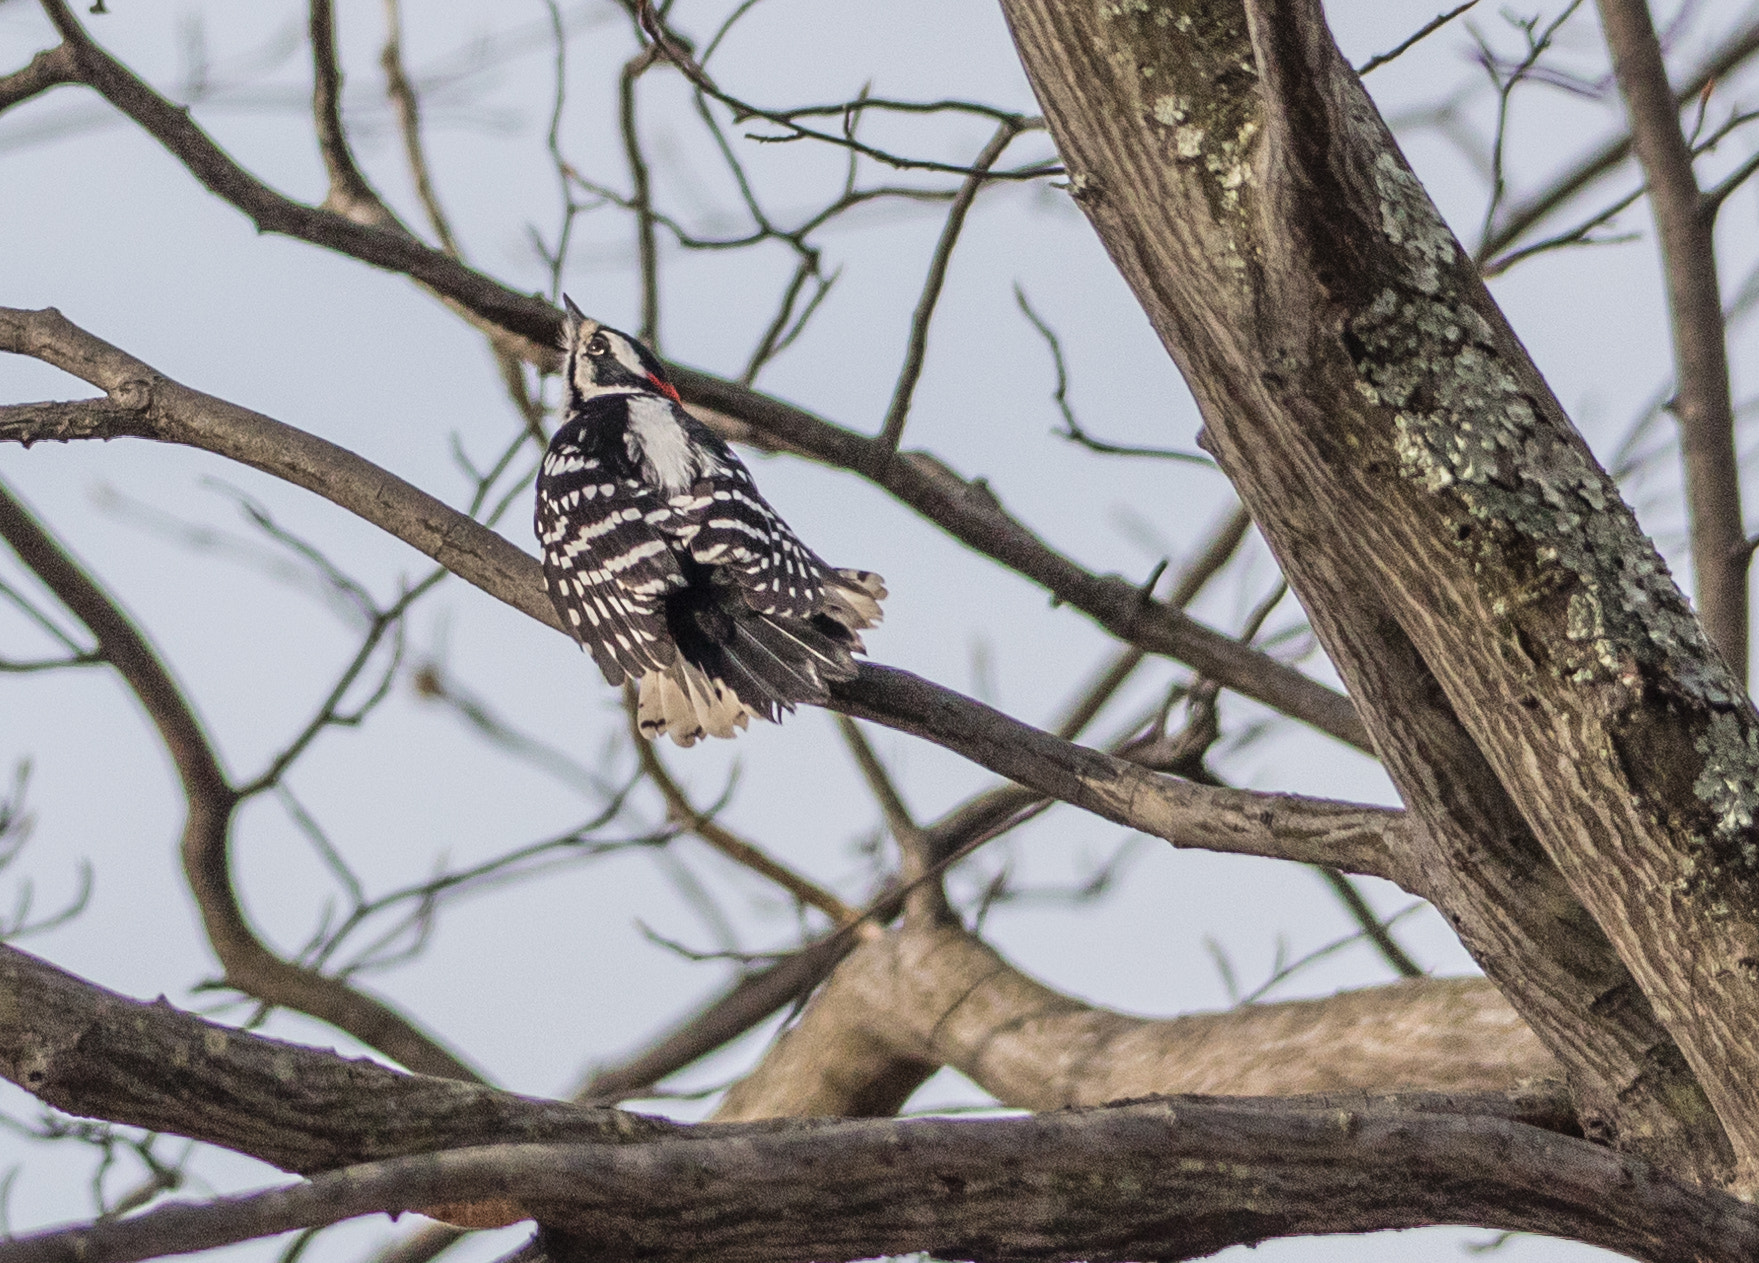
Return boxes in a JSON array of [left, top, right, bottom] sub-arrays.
[[585, 334, 610, 356]]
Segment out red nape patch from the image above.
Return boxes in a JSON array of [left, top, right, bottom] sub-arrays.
[[649, 375, 682, 404]]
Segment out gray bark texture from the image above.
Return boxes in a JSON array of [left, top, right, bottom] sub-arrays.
[[998, 0, 1757, 1188]]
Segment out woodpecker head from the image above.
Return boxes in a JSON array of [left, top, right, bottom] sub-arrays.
[[561, 296, 682, 405]]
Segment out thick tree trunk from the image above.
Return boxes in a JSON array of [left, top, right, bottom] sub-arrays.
[[998, 0, 1759, 1188]]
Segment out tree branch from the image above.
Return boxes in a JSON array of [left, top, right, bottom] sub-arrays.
[[0, 945, 656, 1178], [714, 918, 1554, 1121], [625, 698, 859, 924], [1480, 14, 1759, 261], [672, 372, 1370, 749], [0, 43, 75, 115], [0, 949, 1730, 1263], [309, 0, 398, 227], [0, 307, 1402, 887], [877, 120, 1021, 453], [6, 1100, 1754, 1263], [1599, 0, 1746, 678], [378, 0, 460, 256]]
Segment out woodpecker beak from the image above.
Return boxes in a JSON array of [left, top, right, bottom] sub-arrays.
[[561, 294, 590, 347]]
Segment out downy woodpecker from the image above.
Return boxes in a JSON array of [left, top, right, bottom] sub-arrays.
[[535, 297, 885, 746]]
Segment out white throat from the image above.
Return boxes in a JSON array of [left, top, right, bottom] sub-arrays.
[[624, 395, 699, 494]]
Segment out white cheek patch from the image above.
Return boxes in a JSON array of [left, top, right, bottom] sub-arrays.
[[610, 336, 648, 381]]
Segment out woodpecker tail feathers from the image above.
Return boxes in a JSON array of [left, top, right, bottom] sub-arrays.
[[824, 569, 886, 648], [636, 570, 886, 747], [637, 660, 752, 748]]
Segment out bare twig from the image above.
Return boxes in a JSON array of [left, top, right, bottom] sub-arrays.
[[1356, 0, 1481, 75], [631, 0, 1058, 181], [835, 716, 953, 925], [1480, 13, 1759, 260], [1014, 286, 1212, 464], [877, 120, 1020, 453], [1313, 865, 1424, 978], [308, 0, 398, 227], [0, 476, 479, 1082], [620, 45, 663, 347], [1480, 183, 1643, 276], [625, 697, 859, 924], [380, 0, 462, 257], [1475, 1, 1587, 246]]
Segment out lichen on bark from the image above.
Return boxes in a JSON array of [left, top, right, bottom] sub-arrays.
[[1094, 0, 1262, 247], [1349, 142, 1736, 699], [1344, 116, 1759, 892]]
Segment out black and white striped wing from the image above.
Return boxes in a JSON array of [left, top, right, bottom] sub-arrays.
[[536, 443, 684, 684], [669, 462, 830, 619]]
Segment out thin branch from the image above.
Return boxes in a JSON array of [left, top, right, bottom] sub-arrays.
[[237, 575, 437, 798], [0, 44, 76, 115], [625, 697, 859, 924], [308, 0, 398, 227], [630, 1, 1058, 181], [1480, 12, 1759, 260], [1475, 1, 1587, 247], [1313, 865, 1423, 978], [380, 0, 462, 257], [36, 0, 559, 356], [1015, 286, 1212, 465], [1356, 0, 1481, 75], [1053, 504, 1253, 741], [670, 373, 1368, 748], [620, 46, 663, 347], [877, 120, 1020, 453], [1703, 142, 1759, 215], [1480, 182, 1644, 276], [835, 716, 953, 925]]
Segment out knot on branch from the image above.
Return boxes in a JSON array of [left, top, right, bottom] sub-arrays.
[[111, 378, 153, 411]]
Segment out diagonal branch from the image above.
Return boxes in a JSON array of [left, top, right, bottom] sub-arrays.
[[625, 697, 860, 924], [877, 120, 1021, 453], [0, 307, 1395, 884], [671, 371, 1369, 749]]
